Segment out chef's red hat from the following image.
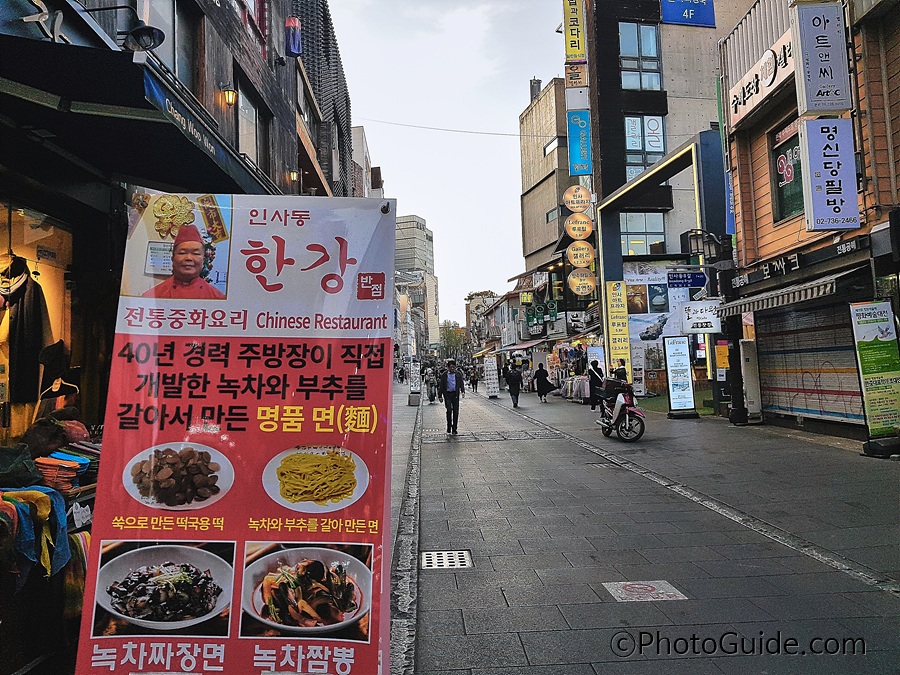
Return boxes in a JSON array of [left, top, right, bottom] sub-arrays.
[[173, 224, 203, 247]]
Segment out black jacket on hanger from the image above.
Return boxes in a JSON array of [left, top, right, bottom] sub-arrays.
[[2, 275, 49, 403]]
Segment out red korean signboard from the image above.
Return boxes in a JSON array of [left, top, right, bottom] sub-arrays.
[[76, 194, 395, 675]]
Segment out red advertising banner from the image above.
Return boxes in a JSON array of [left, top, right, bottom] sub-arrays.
[[76, 194, 395, 675]]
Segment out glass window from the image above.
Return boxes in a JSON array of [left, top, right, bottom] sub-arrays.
[[619, 22, 638, 57], [546, 207, 559, 223], [772, 128, 804, 222], [620, 22, 661, 90], [645, 213, 665, 232], [620, 213, 666, 255], [640, 25, 658, 57], [238, 81, 268, 170], [622, 72, 641, 90], [174, 2, 198, 91], [624, 115, 666, 178], [147, 1, 199, 93]]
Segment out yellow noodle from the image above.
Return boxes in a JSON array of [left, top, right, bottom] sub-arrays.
[[276, 449, 357, 505]]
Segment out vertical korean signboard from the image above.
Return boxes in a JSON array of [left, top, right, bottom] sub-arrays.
[[563, 0, 586, 64], [605, 281, 631, 379], [76, 195, 395, 675], [850, 301, 900, 439], [790, 2, 852, 117], [799, 118, 861, 231]]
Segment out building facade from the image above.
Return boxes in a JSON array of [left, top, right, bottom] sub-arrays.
[[720, 0, 900, 438]]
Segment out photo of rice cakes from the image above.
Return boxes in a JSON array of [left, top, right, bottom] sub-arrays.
[[262, 445, 370, 513], [122, 442, 234, 510]]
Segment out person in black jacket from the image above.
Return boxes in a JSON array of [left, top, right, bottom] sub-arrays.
[[506, 363, 523, 408], [588, 360, 605, 411], [438, 359, 465, 434]]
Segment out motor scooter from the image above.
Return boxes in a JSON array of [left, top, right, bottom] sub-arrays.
[[596, 378, 645, 442]]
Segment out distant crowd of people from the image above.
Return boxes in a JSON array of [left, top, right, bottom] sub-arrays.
[[394, 355, 630, 435]]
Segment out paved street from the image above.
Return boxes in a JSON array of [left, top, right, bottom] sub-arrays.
[[389, 385, 900, 674]]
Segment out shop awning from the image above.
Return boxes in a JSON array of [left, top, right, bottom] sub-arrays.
[[498, 339, 547, 352], [0, 34, 278, 195], [471, 347, 495, 358], [716, 268, 864, 317]]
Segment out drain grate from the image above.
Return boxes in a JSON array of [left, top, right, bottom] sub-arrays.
[[420, 550, 474, 570]]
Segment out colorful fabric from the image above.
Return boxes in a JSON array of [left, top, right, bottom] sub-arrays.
[[63, 531, 90, 619]]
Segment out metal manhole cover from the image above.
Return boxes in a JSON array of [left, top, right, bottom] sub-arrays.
[[529, 430, 562, 439], [420, 550, 474, 570], [472, 432, 504, 441], [501, 431, 531, 440]]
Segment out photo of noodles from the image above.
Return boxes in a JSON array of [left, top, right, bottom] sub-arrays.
[[263, 446, 369, 513], [277, 449, 357, 505]]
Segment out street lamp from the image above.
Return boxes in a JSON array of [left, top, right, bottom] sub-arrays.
[[82, 5, 166, 51], [687, 228, 727, 262], [686, 228, 747, 426]]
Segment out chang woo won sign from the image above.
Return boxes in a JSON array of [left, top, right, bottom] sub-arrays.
[[75, 194, 395, 675]]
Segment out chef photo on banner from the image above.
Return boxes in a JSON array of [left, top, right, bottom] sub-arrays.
[[120, 192, 231, 299]]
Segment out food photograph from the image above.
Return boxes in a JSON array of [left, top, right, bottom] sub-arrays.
[[122, 442, 234, 510], [91, 541, 235, 637], [240, 542, 373, 641], [262, 445, 369, 514]]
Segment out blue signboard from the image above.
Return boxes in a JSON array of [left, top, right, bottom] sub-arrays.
[[661, 0, 716, 27], [567, 110, 593, 176], [667, 271, 708, 288]]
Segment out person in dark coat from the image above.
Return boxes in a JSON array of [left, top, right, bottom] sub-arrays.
[[534, 363, 554, 403], [506, 363, 523, 408], [438, 359, 465, 434], [588, 359, 605, 411], [611, 358, 628, 381]]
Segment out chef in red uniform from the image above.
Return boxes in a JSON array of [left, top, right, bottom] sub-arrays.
[[142, 224, 226, 299]]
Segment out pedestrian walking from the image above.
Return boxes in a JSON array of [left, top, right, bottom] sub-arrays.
[[588, 359, 605, 411], [534, 363, 554, 403], [438, 359, 465, 435], [506, 363, 523, 408], [469, 369, 478, 393], [398, 366, 406, 383]]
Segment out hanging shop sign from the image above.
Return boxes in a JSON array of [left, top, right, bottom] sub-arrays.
[[667, 271, 708, 288], [567, 110, 593, 176], [563, 185, 592, 213], [533, 271, 549, 288], [519, 291, 534, 305], [565, 213, 594, 240], [661, 0, 716, 28], [682, 300, 723, 334], [565, 63, 587, 88], [664, 336, 697, 413], [791, 2, 852, 116], [75, 194, 395, 675], [799, 118, 861, 231], [563, 0, 587, 64], [605, 281, 632, 379], [849, 301, 900, 439], [566, 240, 595, 267], [728, 29, 794, 129], [569, 269, 597, 295]]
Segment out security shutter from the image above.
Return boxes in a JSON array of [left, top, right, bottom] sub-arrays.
[[755, 302, 864, 425]]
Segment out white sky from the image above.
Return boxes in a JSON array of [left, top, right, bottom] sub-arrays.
[[329, 1, 565, 325]]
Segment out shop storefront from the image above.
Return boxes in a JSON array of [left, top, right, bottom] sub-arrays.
[[0, 7, 280, 673], [720, 0, 900, 439]]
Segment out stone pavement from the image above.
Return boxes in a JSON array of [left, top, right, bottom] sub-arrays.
[[389, 385, 900, 675]]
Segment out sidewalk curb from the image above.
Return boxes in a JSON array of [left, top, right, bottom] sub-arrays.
[[481, 395, 900, 597], [390, 397, 422, 675]]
